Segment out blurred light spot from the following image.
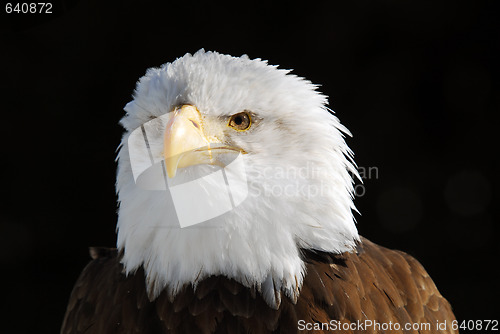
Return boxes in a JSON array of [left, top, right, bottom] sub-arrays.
[[377, 186, 422, 233], [444, 170, 491, 216], [0, 219, 34, 263]]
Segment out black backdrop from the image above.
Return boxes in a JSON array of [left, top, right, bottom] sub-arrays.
[[1, 1, 498, 333]]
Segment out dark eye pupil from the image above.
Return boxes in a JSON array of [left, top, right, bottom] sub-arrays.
[[229, 112, 251, 130]]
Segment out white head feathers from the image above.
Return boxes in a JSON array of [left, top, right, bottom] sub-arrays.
[[116, 50, 359, 308]]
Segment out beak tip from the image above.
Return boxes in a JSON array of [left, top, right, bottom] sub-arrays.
[[165, 158, 178, 178]]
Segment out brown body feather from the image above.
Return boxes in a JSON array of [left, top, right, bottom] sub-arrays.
[[61, 238, 456, 334]]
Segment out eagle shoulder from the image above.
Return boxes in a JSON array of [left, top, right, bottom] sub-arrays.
[[60, 247, 163, 334], [299, 237, 457, 333]]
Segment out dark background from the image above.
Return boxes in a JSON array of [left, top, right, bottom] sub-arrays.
[[1, 1, 498, 333]]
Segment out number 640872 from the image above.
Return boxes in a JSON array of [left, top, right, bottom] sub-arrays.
[[5, 3, 53, 14]]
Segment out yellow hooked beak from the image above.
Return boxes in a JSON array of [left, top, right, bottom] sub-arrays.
[[163, 105, 242, 178]]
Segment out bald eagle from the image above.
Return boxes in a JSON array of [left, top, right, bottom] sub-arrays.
[[61, 50, 456, 334]]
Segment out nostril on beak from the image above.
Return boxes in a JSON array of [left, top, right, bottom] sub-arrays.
[[190, 119, 200, 129]]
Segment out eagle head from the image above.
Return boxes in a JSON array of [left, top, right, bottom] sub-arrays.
[[116, 50, 359, 308]]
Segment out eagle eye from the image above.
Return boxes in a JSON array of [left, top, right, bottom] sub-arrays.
[[228, 111, 251, 131]]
